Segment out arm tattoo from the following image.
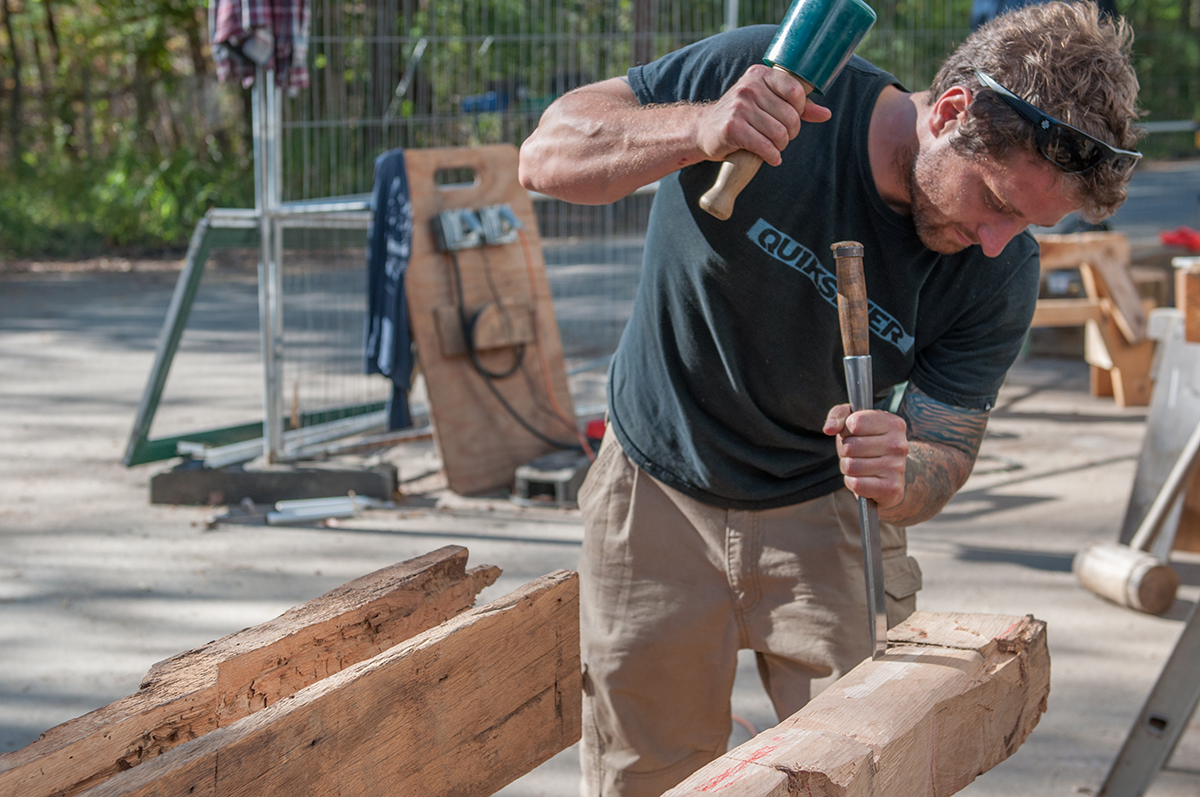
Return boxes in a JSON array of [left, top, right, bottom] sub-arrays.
[[898, 384, 988, 458], [884, 384, 990, 526]]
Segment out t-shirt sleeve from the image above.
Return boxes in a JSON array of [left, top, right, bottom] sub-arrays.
[[628, 26, 776, 106], [906, 237, 1041, 411]]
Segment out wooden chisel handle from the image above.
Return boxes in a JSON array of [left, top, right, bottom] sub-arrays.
[[698, 69, 813, 221], [832, 241, 869, 359]]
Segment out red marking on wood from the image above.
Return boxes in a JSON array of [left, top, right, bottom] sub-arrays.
[[699, 741, 780, 792]]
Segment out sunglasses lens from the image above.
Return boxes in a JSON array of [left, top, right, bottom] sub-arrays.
[[977, 71, 1141, 175], [1044, 126, 1106, 173]]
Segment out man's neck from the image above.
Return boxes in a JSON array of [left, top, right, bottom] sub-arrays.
[[868, 87, 925, 217]]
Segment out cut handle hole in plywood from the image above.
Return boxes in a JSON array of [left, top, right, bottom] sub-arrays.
[[434, 166, 479, 188]]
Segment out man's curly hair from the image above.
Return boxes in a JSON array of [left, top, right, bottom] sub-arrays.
[[929, 1, 1142, 222]]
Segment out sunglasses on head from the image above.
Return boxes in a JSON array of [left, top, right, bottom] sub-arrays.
[[973, 70, 1141, 176]]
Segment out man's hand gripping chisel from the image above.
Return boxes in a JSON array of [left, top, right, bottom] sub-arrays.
[[698, 0, 876, 220], [832, 241, 888, 660]]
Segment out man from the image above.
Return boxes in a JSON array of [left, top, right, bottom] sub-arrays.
[[518, 3, 1141, 795]]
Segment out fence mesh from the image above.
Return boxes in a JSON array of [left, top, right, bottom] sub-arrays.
[[263, 0, 1196, 431]]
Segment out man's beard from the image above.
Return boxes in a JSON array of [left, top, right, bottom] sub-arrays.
[[907, 149, 971, 256]]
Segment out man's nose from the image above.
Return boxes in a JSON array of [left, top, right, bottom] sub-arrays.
[[977, 219, 1027, 257]]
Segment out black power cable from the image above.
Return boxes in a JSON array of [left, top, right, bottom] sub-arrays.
[[445, 247, 580, 452]]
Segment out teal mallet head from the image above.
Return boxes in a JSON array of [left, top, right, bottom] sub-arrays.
[[765, 0, 877, 95]]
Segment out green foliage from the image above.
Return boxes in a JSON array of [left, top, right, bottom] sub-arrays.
[[0, 0, 254, 258], [0, 0, 1196, 259], [0, 166, 106, 259], [0, 145, 254, 257], [0, 95, 254, 257]]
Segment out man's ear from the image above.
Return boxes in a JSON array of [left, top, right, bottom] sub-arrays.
[[928, 86, 972, 138]]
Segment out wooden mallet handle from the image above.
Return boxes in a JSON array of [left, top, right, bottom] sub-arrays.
[[698, 68, 812, 221], [832, 241, 869, 357]]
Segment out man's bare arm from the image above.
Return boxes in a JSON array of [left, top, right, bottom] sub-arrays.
[[518, 67, 830, 205], [825, 383, 987, 525], [517, 78, 706, 204], [883, 384, 988, 526]]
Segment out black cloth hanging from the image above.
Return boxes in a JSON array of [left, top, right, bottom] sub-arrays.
[[364, 149, 415, 430]]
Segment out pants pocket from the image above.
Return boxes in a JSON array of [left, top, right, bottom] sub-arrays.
[[883, 554, 923, 627]]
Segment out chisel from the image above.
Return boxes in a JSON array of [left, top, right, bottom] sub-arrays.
[[832, 241, 888, 660]]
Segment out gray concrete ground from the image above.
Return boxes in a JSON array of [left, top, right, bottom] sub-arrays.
[[3, 159, 1200, 794]]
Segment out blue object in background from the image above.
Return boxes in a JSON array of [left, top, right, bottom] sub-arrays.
[[970, 0, 1116, 30], [460, 90, 508, 113]]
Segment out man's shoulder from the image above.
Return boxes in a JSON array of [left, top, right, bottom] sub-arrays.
[[956, 230, 1042, 292], [629, 26, 775, 104], [997, 229, 1041, 268], [834, 56, 906, 94]]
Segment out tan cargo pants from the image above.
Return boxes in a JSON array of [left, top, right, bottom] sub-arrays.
[[576, 427, 923, 797]]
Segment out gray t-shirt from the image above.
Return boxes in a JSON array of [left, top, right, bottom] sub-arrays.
[[609, 26, 1040, 510]]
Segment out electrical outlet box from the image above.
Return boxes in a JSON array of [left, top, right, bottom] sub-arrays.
[[432, 205, 522, 251], [432, 209, 484, 251], [479, 204, 522, 246]]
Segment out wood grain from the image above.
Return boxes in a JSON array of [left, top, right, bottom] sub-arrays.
[[1175, 264, 1200, 344], [664, 612, 1049, 797], [75, 570, 581, 797], [832, 242, 869, 358], [0, 546, 499, 797]]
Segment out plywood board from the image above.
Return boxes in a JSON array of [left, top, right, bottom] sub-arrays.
[[404, 145, 577, 495]]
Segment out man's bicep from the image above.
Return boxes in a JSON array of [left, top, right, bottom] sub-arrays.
[[568, 75, 635, 103], [897, 383, 989, 460]]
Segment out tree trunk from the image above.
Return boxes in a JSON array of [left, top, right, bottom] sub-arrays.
[[80, 59, 94, 160], [1, 0, 23, 161], [185, 4, 208, 160], [633, 0, 656, 66], [41, 0, 79, 160], [132, 48, 162, 159]]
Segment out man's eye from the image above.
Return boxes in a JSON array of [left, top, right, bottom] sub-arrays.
[[984, 192, 1014, 214]]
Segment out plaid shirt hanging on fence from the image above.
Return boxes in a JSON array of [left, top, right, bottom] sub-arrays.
[[209, 0, 310, 93]]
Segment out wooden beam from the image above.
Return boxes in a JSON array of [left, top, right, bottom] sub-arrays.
[[1030, 297, 1103, 327], [1036, 232, 1144, 344], [0, 546, 500, 797], [1079, 266, 1155, 407], [1175, 261, 1200, 344], [664, 612, 1049, 797], [75, 570, 581, 797]]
